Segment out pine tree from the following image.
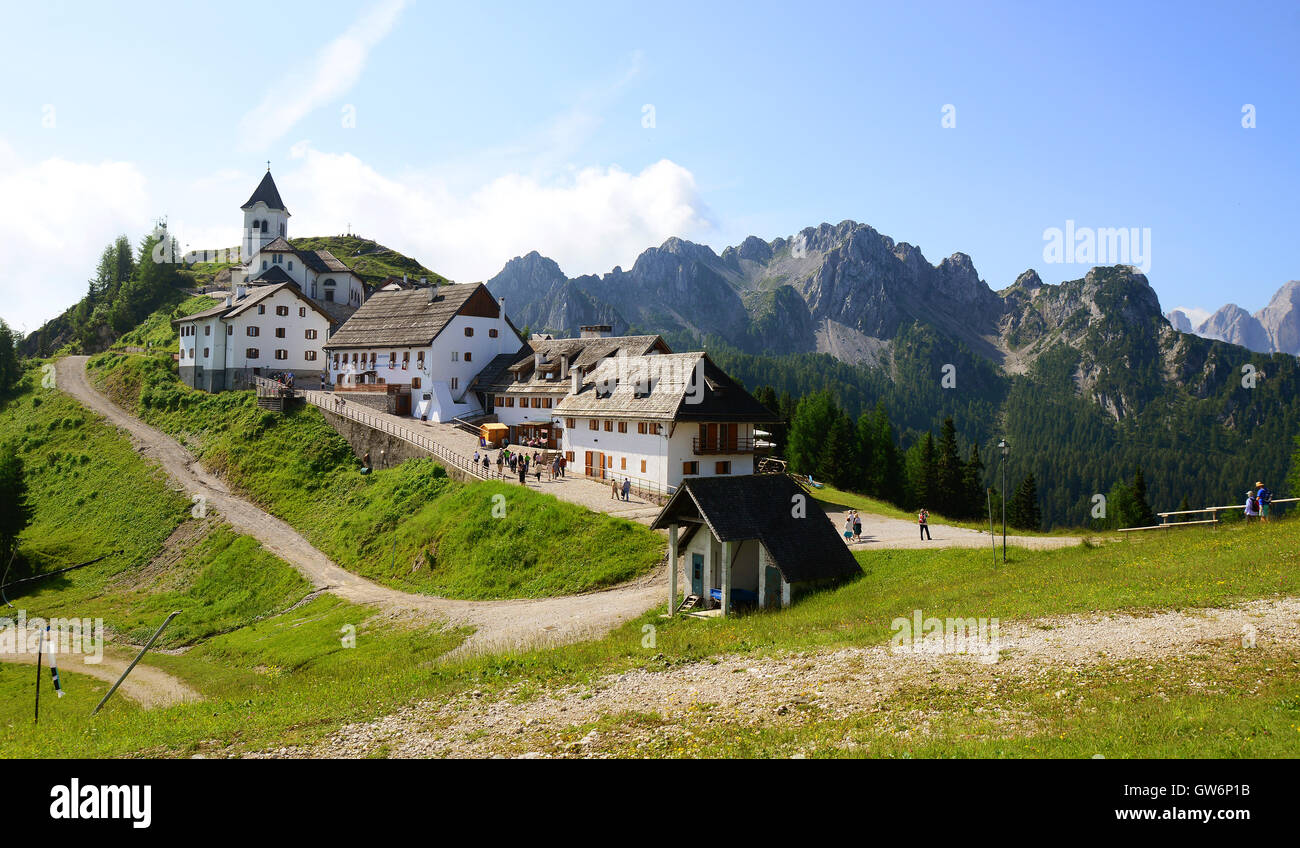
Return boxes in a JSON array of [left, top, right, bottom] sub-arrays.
[[935, 417, 965, 517], [820, 409, 856, 488], [962, 443, 985, 519], [1132, 467, 1156, 527], [1008, 473, 1042, 531], [787, 390, 838, 478], [0, 320, 19, 397], [0, 445, 30, 563]]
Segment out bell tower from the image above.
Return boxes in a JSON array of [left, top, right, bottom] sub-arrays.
[[240, 165, 290, 261]]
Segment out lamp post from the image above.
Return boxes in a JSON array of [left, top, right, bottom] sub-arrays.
[[998, 439, 1009, 562]]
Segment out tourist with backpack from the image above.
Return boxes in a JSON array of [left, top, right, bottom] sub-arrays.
[[919, 508, 931, 541], [1244, 489, 1260, 522], [1255, 481, 1272, 522]]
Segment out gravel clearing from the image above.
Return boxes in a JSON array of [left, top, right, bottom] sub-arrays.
[[279, 597, 1300, 758]]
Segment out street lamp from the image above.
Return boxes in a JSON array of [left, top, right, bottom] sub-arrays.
[[998, 439, 1009, 562]]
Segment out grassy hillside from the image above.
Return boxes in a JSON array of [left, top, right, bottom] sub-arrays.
[[111, 294, 218, 352], [290, 236, 449, 287], [87, 350, 664, 599]]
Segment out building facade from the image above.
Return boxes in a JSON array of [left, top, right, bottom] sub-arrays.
[[174, 282, 334, 391]]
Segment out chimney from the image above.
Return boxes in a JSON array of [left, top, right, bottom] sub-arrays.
[[224, 294, 233, 308], [570, 367, 580, 395], [426, 279, 435, 303], [533, 351, 543, 372], [560, 354, 569, 380], [580, 324, 613, 339], [235, 284, 247, 301]]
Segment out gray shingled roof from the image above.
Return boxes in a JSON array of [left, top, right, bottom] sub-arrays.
[[241, 171, 288, 212], [324, 284, 484, 349], [479, 335, 669, 394], [171, 282, 336, 326], [251, 265, 295, 284], [651, 475, 862, 584], [554, 352, 780, 423]]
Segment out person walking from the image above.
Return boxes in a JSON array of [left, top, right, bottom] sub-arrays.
[[518, 462, 527, 485], [918, 508, 931, 541], [622, 478, 631, 501], [559, 455, 567, 478], [1255, 481, 1273, 523], [852, 509, 862, 542], [843, 515, 854, 542], [611, 478, 620, 499], [1245, 489, 1261, 523]]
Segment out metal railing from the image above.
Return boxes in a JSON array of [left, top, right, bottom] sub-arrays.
[[300, 388, 492, 481], [691, 437, 755, 455]]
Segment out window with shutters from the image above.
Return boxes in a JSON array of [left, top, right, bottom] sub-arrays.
[[275, 327, 286, 338], [275, 350, 288, 360], [588, 419, 598, 430], [604, 420, 612, 432], [464, 327, 474, 336], [276, 305, 289, 316], [246, 348, 260, 358], [715, 461, 732, 475], [247, 326, 259, 336], [565, 418, 575, 429], [641, 459, 647, 474], [305, 329, 317, 339], [683, 462, 699, 476], [617, 421, 627, 433], [489, 328, 498, 338], [305, 351, 317, 361]]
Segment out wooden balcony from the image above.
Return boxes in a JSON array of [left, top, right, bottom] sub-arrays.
[[692, 437, 755, 455]]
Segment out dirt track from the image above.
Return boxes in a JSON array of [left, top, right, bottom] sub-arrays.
[[0, 645, 200, 709], [296, 596, 1300, 758], [57, 356, 668, 655]]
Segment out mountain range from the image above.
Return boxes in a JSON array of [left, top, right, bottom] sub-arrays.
[[484, 221, 1300, 526], [1167, 281, 1300, 355]]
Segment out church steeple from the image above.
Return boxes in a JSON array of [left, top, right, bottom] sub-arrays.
[[241, 169, 290, 261], [241, 169, 288, 213]]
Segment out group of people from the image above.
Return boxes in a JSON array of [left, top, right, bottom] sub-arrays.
[[1244, 481, 1273, 522], [610, 477, 632, 501], [474, 447, 568, 485], [842, 507, 930, 544]]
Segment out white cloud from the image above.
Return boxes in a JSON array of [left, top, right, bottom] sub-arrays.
[[1171, 305, 1212, 328], [0, 147, 151, 332], [236, 0, 408, 151], [276, 144, 712, 282]]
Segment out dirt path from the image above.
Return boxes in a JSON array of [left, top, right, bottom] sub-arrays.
[[823, 507, 1084, 551], [291, 596, 1300, 758], [0, 645, 200, 709], [57, 356, 669, 655]]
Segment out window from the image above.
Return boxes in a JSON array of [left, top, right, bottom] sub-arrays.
[[588, 419, 598, 431], [565, 451, 575, 463], [617, 421, 627, 433], [305, 351, 317, 362], [246, 348, 260, 358], [641, 459, 647, 474], [299, 307, 306, 317], [305, 329, 318, 340], [262, 260, 268, 270], [227, 325, 233, 335], [543, 398, 552, 408], [275, 327, 286, 338], [565, 418, 575, 429], [489, 328, 498, 338], [417, 351, 425, 369], [604, 420, 613, 432], [204, 325, 211, 336], [496, 396, 506, 407], [505, 397, 515, 407], [637, 422, 647, 434], [333, 353, 340, 367], [247, 326, 259, 336], [451, 351, 459, 362], [450, 377, 459, 391], [258, 305, 266, 314], [715, 461, 732, 475], [411, 377, 422, 389], [276, 305, 289, 316], [203, 348, 209, 358], [620, 457, 626, 470], [402, 352, 409, 370], [532, 398, 541, 409], [464, 327, 474, 337], [683, 462, 699, 476], [464, 351, 472, 362], [288, 260, 293, 270], [275, 350, 288, 360]]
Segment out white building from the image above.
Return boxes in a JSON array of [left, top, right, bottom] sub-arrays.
[[323, 283, 524, 421], [230, 170, 366, 322], [552, 351, 781, 496], [470, 328, 672, 447], [174, 282, 335, 391]]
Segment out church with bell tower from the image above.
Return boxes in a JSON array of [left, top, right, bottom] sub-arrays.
[[229, 167, 366, 322]]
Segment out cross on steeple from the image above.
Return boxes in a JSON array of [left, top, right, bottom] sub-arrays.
[[266, 160, 271, 172]]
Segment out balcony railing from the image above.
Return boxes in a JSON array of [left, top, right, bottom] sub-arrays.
[[692, 437, 755, 455]]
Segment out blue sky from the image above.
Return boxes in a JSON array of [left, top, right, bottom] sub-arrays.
[[2, 0, 1297, 331]]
